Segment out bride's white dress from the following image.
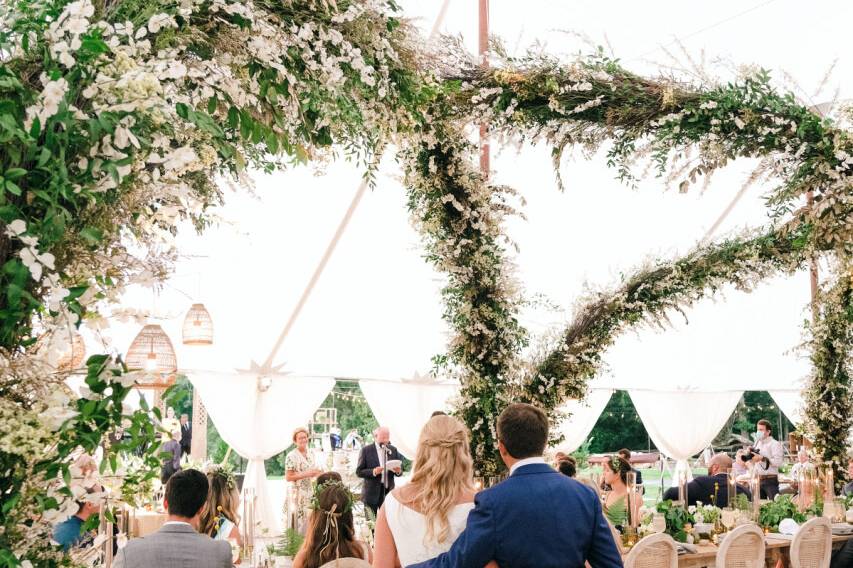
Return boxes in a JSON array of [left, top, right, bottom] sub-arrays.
[[384, 492, 475, 566]]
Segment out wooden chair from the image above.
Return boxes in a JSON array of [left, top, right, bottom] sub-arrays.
[[790, 517, 832, 568], [715, 523, 765, 568], [623, 533, 678, 568]]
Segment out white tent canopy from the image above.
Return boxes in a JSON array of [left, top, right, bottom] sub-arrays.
[[77, 0, 853, 499]]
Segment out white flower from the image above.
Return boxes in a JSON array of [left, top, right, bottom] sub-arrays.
[[7, 219, 27, 236], [147, 13, 176, 33], [162, 146, 198, 173]]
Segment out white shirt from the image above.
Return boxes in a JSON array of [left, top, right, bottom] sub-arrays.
[[509, 456, 546, 475], [375, 442, 387, 468], [163, 521, 193, 528], [754, 436, 784, 475]]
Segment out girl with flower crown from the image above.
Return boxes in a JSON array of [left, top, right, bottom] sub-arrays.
[[200, 467, 242, 549], [602, 455, 631, 529], [292, 481, 372, 568]]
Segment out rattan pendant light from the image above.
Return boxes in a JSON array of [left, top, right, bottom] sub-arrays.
[[182, 303, 213, 345], [125, 324, 177, 388], [35, 329, 86, 372]]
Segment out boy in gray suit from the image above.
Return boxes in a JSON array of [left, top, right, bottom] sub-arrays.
[[114, 469, 231, 568]]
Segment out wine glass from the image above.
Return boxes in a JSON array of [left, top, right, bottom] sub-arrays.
[[721, 508, 736, 533], [651, 513, 666, 534]]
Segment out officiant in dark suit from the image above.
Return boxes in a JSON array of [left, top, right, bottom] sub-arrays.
[[179, 414, 192, 457], [356, 426, 402, 516]]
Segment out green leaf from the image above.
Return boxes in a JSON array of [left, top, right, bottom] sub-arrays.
[[80, 226, 103, 244], [37, 147, 51, 167], [5, 168, 26, 180], [175, 102, 189, 120], [5, 180, 21, 196], [207, 96, 218, 114]]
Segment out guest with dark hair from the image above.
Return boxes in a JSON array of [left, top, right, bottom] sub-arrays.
[[557, 457, 577, 478], [602, 455, 632, 528], [292, 481, 372, 568], [315, 471, 342, 487], [113, 469, 231, 568], [618, 448, 643, 485], [430, 410, 447, 417]]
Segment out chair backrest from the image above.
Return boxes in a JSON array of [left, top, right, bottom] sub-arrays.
[[790, 516, 832, 568], [715, 523, 765, 568], [623, 533, 678, 568], [318, 559, 371, 568], [606, 519, 624, 554]]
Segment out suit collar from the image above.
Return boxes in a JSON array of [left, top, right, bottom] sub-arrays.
[[510, 462, 555, 477], [159, 522, 198, 534]]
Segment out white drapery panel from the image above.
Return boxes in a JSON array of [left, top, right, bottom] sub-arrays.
[[630, 389, 742, 484], [188, 370, 334, 537], [359, 379, 459, 458], [554, 389, 613, 453], [768, 390, 804, 426]]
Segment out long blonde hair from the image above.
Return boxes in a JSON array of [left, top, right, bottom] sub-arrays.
[[199, 470, 240, 538], [406, 415, 474, 544]]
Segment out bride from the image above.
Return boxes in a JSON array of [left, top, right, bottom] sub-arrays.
[[373, 415, 498, 568]]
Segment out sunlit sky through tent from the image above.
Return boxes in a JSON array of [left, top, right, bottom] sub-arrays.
[[83, 0, 852, 393]]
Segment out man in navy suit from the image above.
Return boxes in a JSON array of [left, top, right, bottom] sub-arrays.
[[356, 426, 402, 517], [663, 452, 751, 506], [409, 403, 623, 568]]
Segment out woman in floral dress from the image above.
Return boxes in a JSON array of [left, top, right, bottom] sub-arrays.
[[285, 427, 322, 534]]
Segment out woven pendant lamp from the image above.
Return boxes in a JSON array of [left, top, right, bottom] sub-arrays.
[[35, 329, 86, 372], [125, 324, 177, 388], [182, 303, 213, 345]]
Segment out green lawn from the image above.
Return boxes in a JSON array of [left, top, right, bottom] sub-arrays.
[[578, 466, 709, 504]]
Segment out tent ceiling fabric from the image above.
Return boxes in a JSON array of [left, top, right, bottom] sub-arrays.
[[554, 389, 614, 453], [358, 379, 459, 458], [188, 369, 335, 536], [768, 390, 806, 425], [630, 389, 744, 482]]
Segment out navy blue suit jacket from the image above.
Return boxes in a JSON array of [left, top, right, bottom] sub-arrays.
[[407, 463, 623, 568]]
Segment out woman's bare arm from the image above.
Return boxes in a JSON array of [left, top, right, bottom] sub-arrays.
[[371, 504, 400, 568]]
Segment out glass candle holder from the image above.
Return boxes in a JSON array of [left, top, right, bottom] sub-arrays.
[[750, 475, 761, 522]]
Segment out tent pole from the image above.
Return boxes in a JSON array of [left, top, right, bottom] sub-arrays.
[[478, 0, 490, 177]]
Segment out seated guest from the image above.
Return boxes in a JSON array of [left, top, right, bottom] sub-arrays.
[[430, 410, 447, 417], [557, 458, 577, 478], [199, 467, 241, 545], [842, 454, 853, 496], [789, 448, 814, 479], [315, 471, 342, 487], [602, 455, 632, 529], [113, 469, 231, 568], [53, 488, 100, 550], [618, 448, 643, 485], [663, 453, 752, 507], [160, 429, 182, 485], [292, 481, 372, 568]]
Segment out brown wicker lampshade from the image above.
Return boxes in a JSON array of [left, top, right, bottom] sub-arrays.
[[182, 303, 213, 345], [35, 329, 87, 372], [58, 332, 87, 371], [125, 324, 177, 389]]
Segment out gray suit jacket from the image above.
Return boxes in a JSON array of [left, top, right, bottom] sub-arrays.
[[113, 523, 231, 568]]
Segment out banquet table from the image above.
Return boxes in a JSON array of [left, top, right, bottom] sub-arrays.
[[656, 534, 853, 567]]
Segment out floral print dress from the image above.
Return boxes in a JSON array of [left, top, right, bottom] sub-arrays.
[[284, 449, 316, 534]]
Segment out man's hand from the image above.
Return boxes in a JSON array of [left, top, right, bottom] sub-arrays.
[[373, 466, 383, 476], [392, 466, 402, 475], [751, 454, 763, 463]]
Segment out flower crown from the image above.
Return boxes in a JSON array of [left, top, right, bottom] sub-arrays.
[[204, 462, 237, 490], [310, 479, 355, 514]]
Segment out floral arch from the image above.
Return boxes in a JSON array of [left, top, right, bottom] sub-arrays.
[[0, 0, 850, 563]]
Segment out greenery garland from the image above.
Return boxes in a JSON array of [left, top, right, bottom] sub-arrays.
[[401, 120, 527, 475], [521, 222, 817, 412], [803, 273, 853, 492], [402, 50, 852, 472], [0, 0, 851, 558]]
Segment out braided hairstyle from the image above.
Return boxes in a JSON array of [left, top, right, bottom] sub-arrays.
[[406, 415, 474, 545]]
